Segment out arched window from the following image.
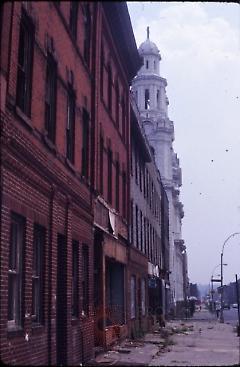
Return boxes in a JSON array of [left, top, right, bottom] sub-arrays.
[[145, 89, 150, 110]]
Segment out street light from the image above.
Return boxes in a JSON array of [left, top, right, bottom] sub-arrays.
[[220, 232, 240, 323]]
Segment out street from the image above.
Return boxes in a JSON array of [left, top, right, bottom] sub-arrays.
[[89, 308, 240, 366]]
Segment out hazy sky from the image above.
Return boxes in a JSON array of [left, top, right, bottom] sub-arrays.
[[127, 2, 240, 285]]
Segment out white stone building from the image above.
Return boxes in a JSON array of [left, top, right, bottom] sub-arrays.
[[131, 28, 187, 314]]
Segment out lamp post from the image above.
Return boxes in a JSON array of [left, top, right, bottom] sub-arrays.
[[220, 232, 240, 323]]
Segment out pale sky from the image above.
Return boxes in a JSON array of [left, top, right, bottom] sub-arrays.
[[127, 2, 240, 285]]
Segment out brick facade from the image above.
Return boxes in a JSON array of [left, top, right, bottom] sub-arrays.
[[91, 2, 142, 348], [0, 2, 95, 365], [0, 2, 170, 365]]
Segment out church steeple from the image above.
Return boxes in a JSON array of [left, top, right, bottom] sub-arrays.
[[147, 26, 150, 40]]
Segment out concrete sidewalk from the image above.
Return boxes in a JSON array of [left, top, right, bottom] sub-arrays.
[[87, 310, 240, 366]]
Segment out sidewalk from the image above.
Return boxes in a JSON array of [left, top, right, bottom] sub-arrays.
[[87, 309, 240, 366]]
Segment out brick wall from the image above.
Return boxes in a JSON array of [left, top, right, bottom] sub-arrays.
[[0, 2, 95, 365]]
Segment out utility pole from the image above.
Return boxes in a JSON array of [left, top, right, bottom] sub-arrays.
[[235, 274, 240, 337], [220, 252, 224, 323]]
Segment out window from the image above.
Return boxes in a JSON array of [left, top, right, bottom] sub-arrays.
[[66, 85, 75, 163], [45, 53, 57, 143], [121, 95, 125, 142], [83, 4, 91, 66], [100, 134, 104, 194], [140, 211, 143, 251], [146, 60, 149, 69], [122, 171, 126, 218], [69, 2, 78, 40], [100, 45, 104, 96], [115, 80, 119, 127], [154, 60, 156, 70], [8, 213, 25, 328], [32, 224, 45, 324], [115, 160, 119, 211], [16, 9, 34, 117], [139, 159, 142, 192], [135, 90, 138, 105], [107, 147, 112, 204], [135, 205, 138, 248], [130, 275, 136, 319], [82, 109, 89, 178], [141, 279, 146, 316], [72, 240, 79, 317], [157, 89, 160, 109], [82, 245, 89, 316], [143, 167, 146, 198], [130, 200, 134, 244], [135, 146, 138, 184], [107, 63, 112, 112], [144, 89, 150, 110], [144, 217, 146, 254]]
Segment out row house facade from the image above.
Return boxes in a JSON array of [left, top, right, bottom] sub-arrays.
[[129, 95, 170, 338], [91, 2, 142, 348], [1, 2, 96, 365], [0, 2, 171, 365]]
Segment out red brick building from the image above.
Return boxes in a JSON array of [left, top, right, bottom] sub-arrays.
[[0, 2, 95, 365], [0, 1, 170, 365], [91, 3, 142, 348]]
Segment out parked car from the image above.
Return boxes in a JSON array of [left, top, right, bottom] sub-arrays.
[[223, 302, 230, 309], [232, 303, 238, 308]]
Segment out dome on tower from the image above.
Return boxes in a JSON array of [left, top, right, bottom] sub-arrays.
[[138, 27, 161, 58]]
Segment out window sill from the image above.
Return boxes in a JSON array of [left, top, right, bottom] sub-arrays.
[[15, 106, 33, 131]]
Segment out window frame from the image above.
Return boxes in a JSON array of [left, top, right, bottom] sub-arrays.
[[81, 108, 90, 178], [122, 170, 126, 219], [107, 63, 112, 113], [32, 223, 45, 325], [69, 2, 78, 41], [115, 160, 120, 211], [144, 89, 150, 110], [72, 240, 79, 318], [83, 4, 91, 66], [66, 84, 76, 163], [107, 147, 112, 204], [45, 52, 57, 143], [82, 245, 89, 316], [8, 213, 25, 330], [16, 8, 34, 117]]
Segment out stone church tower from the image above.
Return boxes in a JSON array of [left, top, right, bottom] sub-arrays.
[[131, 28, 187, 313]]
